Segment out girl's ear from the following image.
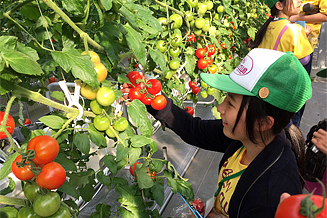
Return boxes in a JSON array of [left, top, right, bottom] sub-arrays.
[[275, 1, 284, 10], [257, 116, 275, 132]]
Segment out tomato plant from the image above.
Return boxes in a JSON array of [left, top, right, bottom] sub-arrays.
[[184, 106, 194, 116], [0, 111, 15, 140], [27, 135, 59, 165], [33, 191, 61, 217], [151, 95, 167, 110], [36, 162, 66, 190], [11, 155, 35, 181]]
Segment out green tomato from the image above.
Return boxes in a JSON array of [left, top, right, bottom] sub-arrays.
[[0, 207, 18, 218], [18, 207, 42, 218], [202, 23, 210, 32], [33, 192, 61, 217], [186, 0, 198, 8], [200, 90, 208, 99], [113, 117, 129, 132], [169, 59, 180, 70], [186, 93, 192, 100], [23, 183, 40, 201], [195, 17, 205, 29], [158, 17, 168, 31], [206, 1, 214, 10], [170, 14, 183, 29], [198, 3, 207, 15], [96, 86, 116, 106], [106, 127, 118, 138], [217, 5, 224, 13], [169, 47, 181, 58], [207, 87, 215, 95], [214, 13, 220, 20], [94, 115, 110, 131], [156, 40, 167, 53], [164, 70, 176, 79], [194, 28, 202, 36], [90, 99, 103, 114], [192, 95, 199, 103], [185, 11, 194, 21], [246, 2, 250, 7], [46, 206, 70, 218], [190, 20, 195, 28], [170, 33, 183, 47], [103, 11, 116, 22], [234, 0, 239, 3], [201, 80, 208, 88]]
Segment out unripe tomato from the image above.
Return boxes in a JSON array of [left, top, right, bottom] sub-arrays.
[[18, 207, 42, 218], [106, 127, 118, 138], [192, 86, 200, 94], [156, 40, 167, 53], [200, 90, 208, 98], [170, 33, 183, 47], [113, 117, 129, 132], [184, 106, 194, 116], [23, 183, 40, 200], [96, 86, 116, 106], [146, 79, 162, 95], [201, 80, 208, 88], [169, 47, 181, 58], [186, 93, 192, 100], [12, 155, 35, 181], [90, 99, 103, 115], [202, 23, 210, 32], [0, 111, 15, 140], [33, 192, 61, 217], [217, 5, 224, 13], [27, 135, 59, 165], [194, 28, 202, 36], [129, 161, 141, 176], [169, 59, 180, 70], [186, 0, 198, 8], [36, 162, 66, 190], [206, 1, 214, 10], [158, 17, 168, 31], [151, 95, 167, 110], [103, 11, 116, 22], [185, 11, 194, 21], [164, 70, 176, 79], [93, 62, 108, 83], [169, 14, 183, 29], [207, 87, 215, 95], [81, 83, 99, 100], [198, 3, 207, 15], [94, 115, 110, 131], [46, 206, 71, 218], [81, 51, 101, 63], [195, 17, 205, 29]]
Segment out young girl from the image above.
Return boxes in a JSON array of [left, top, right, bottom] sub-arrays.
[[140, 49, 312, 217], [248, 0, 313, 66]]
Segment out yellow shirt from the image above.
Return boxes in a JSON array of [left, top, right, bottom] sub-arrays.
[[300, 0, 327, 48], [215, 146, 247, 217], [258, 20, 313, 59]]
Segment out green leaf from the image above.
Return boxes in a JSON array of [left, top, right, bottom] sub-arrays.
[[79, 182, 95, 202], [0, 177, 16, 195], [177, 179, 194, 201], [50, 91, 65, 101], [90, 204, 111, 218], [119, 6, 140, 32], [16, 43, 39, 61], [51, 48, 99, 87], [57, 180, 79, 199], [112, 177, 129, 187], [130, 135, 154, 148], [148, 48, 167, 73], [62, 0, 86, 15], [38, 115, 65, 129], [116, 143, 129, 162], [119, 209, 134, 218], [69, 169, 95, 188], [54, 153, 78, 171], [164, 170, 178, 194], [151, 182, 164, 207], [247, 27, 257, 40], [128, 147, 141, 165], [103, 155, 117, 174], [122, 24, 147, 67], [96, 170, 111, 186], [126, 100, 152, 137], [115, 186, 134, 202], [99, 0, 113, 11], [73, 132, 90, 154], [184, 48, 196, 76], [2, 50, 43, 76], [0, 153, 19, 181], [136, 167, 154, 189], [88, 124, 107, 148]]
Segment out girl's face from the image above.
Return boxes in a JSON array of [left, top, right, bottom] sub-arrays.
[[282, 0, 302, 16], [217, 93, 248, 142]]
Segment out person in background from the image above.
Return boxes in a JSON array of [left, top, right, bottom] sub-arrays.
[[248, 0, 314, 127], [122, 48, 312, 217]]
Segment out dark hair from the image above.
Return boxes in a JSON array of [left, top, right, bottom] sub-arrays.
[[232, 95, 305, 186], [247, 0, 293, 49]]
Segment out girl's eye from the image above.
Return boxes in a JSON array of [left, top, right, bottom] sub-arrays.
[[228, 101, 233, 107]]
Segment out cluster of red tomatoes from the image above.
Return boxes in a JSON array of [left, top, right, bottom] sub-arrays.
[[127, 71, 167, 110], [186, 80, 215, 103], [195, 45, 217, 71], [11, 135, 66, 190]]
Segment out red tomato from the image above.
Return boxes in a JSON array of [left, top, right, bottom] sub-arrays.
[[221, 43, 227, 49], [188, 81, 196, 88], [192, 199, 205, 214], [27, 135, 59, 165], [275, 194, 327, 218], [196, 48, 206, 59], [146, 79, 162, 95], [12, 155, 35, 181], [127, 71, 142, 86], [192, 86, 200, 94], [0, 111, 15, 140], [206, 45, 216, 57], [151, 95, 167, 110], [184, 106, 194, 116], [23, 118, 31, 125], [48, 77, 55, 84], [197, 59, 208, 69], [129, 161, 141, 176], [36, 162, 66, 190], [141, 94, 152, 105], [129, 87, 143, 101], [206, 57, 213, 66], [229, 54, 232, 59]]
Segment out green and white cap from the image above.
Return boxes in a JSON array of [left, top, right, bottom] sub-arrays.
[[200, 48, 312, 113]]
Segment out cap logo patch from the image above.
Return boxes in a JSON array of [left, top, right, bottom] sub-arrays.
[[258, 87, 269, 98], [234, 56, 254, 76]]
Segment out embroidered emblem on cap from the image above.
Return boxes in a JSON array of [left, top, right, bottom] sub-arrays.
[[233, 56, 254, 76], [258, 87, 269, 98]]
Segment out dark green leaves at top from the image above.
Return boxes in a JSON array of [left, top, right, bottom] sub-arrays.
[[62, 0, 86, 15], [87, 124, 107, 148], [51, 48, 99, 87], [73, 132, 90, 154], [149, 48, 167, 73]]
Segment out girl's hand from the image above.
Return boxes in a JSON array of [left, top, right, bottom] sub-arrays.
[[305, 25, 312, 36], [279, 192, 291, 204], [311, 129, 327, 155], [120, 72, 146, 102]]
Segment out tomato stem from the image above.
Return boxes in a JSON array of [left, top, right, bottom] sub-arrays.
[[52, 116, 76, 140]]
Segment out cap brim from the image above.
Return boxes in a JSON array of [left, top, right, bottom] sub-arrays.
[[200, 73, 255, 96]]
